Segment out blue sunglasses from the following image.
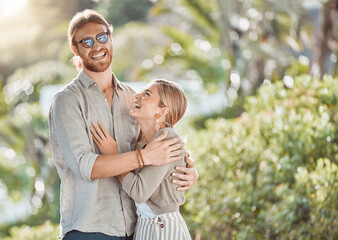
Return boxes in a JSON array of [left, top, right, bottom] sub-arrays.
[[77, 32, 109, 48]]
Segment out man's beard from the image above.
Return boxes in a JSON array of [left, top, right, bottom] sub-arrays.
[[82, 48, 113, 72]]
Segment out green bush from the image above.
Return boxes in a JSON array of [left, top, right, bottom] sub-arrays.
[[2, 222, 59, 240], [182, 75, 337, 239]]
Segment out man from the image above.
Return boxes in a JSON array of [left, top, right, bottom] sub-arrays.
[[49, 9, 197, 240]]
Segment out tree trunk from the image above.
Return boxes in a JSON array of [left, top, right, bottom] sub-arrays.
[[312, 0, 337, 79]]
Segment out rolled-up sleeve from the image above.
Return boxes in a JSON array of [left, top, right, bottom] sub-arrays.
[[50, 91, 98, 181]]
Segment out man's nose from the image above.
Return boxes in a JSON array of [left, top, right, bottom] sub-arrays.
[[135, 93, 142, 100], [91, 40, 100, 49]]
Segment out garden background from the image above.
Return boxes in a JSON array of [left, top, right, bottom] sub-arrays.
[[0, 0, 337, 239]]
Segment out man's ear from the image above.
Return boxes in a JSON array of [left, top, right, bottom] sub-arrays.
[[71, 45, 79, 56]]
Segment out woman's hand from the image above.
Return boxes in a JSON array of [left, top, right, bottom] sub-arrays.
[[171, 153, 198, 191], [90, 121, 118, 155]]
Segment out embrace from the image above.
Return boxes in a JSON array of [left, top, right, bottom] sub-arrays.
[[49, 9, 198, 240]]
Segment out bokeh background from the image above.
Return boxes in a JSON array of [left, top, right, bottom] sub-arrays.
[[0, 0, 337, 239]]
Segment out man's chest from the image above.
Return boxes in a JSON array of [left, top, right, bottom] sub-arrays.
[[80, 91, 139, 152]]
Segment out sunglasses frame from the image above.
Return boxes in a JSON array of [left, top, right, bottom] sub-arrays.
[[77, 32, 109, 48]]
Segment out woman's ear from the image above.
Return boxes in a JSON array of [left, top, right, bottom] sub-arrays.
[[155, 113, 161, 119], [160, 107, 169, 116]]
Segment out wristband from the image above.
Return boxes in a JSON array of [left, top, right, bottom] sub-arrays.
[[138, 149, 145, 166], [136, 149, 144, 168]]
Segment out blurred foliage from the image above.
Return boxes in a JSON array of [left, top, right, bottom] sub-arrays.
[[0, 0, 89, 81], [0, 61, 75, 237], [110, 22, 172, 82], [181, 75, 338, 239], [2, 221, 59, 240], [190, 96, 245, 130], [145, 0, 337, 103], [0, 0, 337, 239], [97, 0, 154, 28], [4, 61, 76, 107]]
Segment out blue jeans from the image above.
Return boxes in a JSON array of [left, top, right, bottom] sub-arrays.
[[63, 230, 133, 240]]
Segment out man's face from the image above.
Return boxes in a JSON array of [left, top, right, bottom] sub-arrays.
[[74, 22, 113, 72]]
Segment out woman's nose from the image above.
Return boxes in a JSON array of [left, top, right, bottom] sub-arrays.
[[135, 93, 142, 100]]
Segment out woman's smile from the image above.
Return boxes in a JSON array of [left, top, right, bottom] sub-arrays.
[[129, 84, 162, 122]]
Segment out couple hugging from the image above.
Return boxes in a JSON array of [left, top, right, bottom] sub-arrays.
[[49, 9, 198, 240]]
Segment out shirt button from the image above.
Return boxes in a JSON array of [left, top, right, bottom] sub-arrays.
[[104, 98, 107, 101], [158, 217, 162, 222], [160, 224, 164, 228]]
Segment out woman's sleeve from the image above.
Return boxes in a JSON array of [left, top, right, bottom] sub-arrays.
[[121, 128, 181, 203], [121, 162, 176, 204]]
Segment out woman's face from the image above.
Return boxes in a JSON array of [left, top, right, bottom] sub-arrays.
[[129, 83, 162, 123]]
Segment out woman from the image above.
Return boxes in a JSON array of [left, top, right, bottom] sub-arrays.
[[92, 79, 192, 240]]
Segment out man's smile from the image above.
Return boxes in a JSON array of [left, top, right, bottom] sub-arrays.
[[91, 51, 106, 60]]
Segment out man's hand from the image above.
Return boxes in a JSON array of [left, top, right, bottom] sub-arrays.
[[141, 130, 185, 166], [171, 153, 198, 191], [91, 121, 118, 155]]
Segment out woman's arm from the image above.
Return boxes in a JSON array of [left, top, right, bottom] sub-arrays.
[[121, 161, 179, 204], [121, 128, 185, 203]]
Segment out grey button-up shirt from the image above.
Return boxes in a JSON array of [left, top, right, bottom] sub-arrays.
[[49, 71, 140, 238]]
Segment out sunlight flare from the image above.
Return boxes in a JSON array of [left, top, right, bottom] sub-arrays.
[[0, 0, 27, 19]]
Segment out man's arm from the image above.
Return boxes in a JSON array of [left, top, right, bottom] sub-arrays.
[[50, 92, 98, 181], [89, 121, 185, 179], [90, 133, 184, 179]]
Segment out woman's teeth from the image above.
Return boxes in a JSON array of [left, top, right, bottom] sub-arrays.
[[135, 103, 141, 108]]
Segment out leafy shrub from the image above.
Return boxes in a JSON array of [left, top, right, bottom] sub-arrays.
[[2, 221, 59, 240], [182, 75, 337, 239]]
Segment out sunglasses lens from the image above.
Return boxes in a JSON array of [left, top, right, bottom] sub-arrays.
[[82, 38, 94, 48], [78, 33, 108, 48], [97, 33, 108, 44]]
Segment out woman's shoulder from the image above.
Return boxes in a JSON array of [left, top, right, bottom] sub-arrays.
[[153, 127, 179, 140]]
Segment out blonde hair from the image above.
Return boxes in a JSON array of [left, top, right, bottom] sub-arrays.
[[154, 79, 187, 127], [68, 9, 113, 70]]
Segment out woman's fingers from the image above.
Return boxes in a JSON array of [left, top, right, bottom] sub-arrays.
[[98, 121, 108, 138], [92, 134, 101, 147], [92, 122, 105, 139], [90, 127, 102, 143]]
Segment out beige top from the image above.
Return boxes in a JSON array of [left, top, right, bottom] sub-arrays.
[[122, 127, 186, 215], [49, 71, 140, 238]]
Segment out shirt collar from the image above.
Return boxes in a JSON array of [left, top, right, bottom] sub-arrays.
[[77, 70, 123, 92]]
